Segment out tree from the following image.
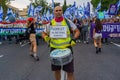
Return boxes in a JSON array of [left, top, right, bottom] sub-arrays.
[[54, 2, 60, 7], [91, 0, 118, 11], [34, 0, 48, 15], [62, 0, 67, 13]]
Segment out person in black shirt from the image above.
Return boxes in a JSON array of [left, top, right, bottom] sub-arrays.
[[26, 17, 39, 61]]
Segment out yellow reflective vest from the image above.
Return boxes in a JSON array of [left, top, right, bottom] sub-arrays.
[[50, 19, 71, 49]]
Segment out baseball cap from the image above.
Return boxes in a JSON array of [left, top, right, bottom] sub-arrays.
[[27, 17, 34, 22]]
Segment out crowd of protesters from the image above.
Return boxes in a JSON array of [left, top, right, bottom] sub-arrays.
[[72, 16, 120, 43], [0, 23, 26, 44], [0, 15, 120, 46]]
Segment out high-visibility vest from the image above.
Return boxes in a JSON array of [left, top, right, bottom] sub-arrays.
[[50, 19, 71, 49]]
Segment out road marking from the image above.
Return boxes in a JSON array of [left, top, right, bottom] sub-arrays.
[[21, 41, 31, 47], [110, 42, 120, 47], [0, 55, 4, 58]]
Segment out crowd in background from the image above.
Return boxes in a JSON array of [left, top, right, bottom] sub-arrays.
[[72, 16, 120, 44], [0, 16, 120, 45]]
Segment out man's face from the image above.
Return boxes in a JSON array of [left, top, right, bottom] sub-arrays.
[[54, 6, 63, 18]]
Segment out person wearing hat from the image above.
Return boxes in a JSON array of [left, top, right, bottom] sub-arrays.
[[26, 17, 39, 61]]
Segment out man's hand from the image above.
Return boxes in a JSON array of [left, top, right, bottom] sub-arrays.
[[70, 38, 76, 46], [42, 32, 50, 42]]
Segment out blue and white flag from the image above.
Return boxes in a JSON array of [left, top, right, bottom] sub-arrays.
[[116, 0, 120, 12], [7, 8, 13, 15], [104, 10, 110, 19], [68, 1, 76, 15], [42, 14, 48, 21], [85, 2, 90, 17], [5, 16, 9, 22], [96, 0, 101, 12], [46, 9, 51, 21], [50, 14, 54, 20], [0, 6, 3, 22], [28, 3, 34, 17], [0, 18, 2, 22], [0, 6, 3, 18], [117, 0, 120, 8], [74, 7, 81, 19], [6, 8, 15, 22], [51, 0, 54, 10], [34, 6, 42, 17], [81, 14, 88, 20], [78, 6, 84, 14], [83, 3, 86, 12], [37, 15, 42, 21], [63, 1, 77, 20], [71, 1, 76, 11], [103, 10, 108, 15], [34, 6, 42, 13]]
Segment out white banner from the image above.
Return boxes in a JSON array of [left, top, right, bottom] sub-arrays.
[[50, 26, 67, 38]]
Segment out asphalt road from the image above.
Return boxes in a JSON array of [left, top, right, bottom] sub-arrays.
[[0, 39, 120, 80]]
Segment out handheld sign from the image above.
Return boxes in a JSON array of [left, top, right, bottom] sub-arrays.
[[50, 26, 67, 38]]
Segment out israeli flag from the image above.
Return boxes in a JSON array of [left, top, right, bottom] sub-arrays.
[[74, 8, 80, 19], [5, 16, 9, 22], [0, 18, 2, 22], [0, 6, 3, 18], [78, 6, 84, 14], [51, 0, 54, 10], [42, 14, 48, 21], [35, 6, 42, 12], [85, 2, 90, 17], [96, 0, 101, 12], [28, 3, 34, 17], [0, 6, 3, 22], [7, 8, 13, 15], [117, 0, 120, 8], [7, 8, 15, 22], [46, 9, 51, 21]]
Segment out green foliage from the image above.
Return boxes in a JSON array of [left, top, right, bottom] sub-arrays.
[[54, 2, 61, 7], [33, 0, 69, 14], [62, 0, 67, 13], [34, 0, 48, 15], [91, 0, 118, 11]]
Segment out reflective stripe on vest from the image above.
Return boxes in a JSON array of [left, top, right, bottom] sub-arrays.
[[50, 19, 71, 49]]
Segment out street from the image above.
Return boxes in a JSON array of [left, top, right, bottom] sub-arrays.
[[0, 39, 120, 80]]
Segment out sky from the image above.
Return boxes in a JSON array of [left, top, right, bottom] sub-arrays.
[[10, 0, 92, 11]]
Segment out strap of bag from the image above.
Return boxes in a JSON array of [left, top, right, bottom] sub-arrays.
[[65, 18, 71, 31]]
